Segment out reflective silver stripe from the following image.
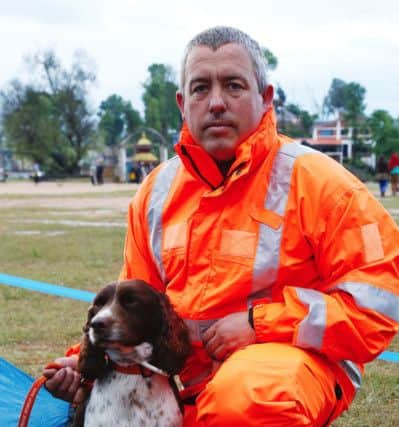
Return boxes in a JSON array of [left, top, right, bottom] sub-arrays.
[[147, 157, 181, 283], [251, 143, 312, 300], [334, 282, 399, 322], [184, 318, 219, 341], [296, 288, 326, 350], [296, 287, 363, 392], [340, 360, 362, 391]]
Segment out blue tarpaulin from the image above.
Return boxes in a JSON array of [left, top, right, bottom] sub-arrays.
[[0, 357, 70, 426]]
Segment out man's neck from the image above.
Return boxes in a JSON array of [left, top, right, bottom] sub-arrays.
[[216, 159, 235, 177]]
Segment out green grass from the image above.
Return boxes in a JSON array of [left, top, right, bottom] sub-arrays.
[[0, 182, 398, 426]]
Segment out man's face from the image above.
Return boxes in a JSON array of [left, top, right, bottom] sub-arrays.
[[176, 43, 273, 161]]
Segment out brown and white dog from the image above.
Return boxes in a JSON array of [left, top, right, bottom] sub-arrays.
[[73, 280, 191, 427]]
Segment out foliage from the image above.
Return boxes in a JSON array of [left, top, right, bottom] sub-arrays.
[[1, 83, 66, 172], [276, 98, 318, 138], [273, 86, 286, 109], [323, 78, 366, 126], [262, 47, 278, 71], [98, 94, 142, 146], [1, 50, 96, 175], [368, 110, 399, 156], [343, 157, 374, 182], [142, 64, 181, 148], [323, 78, 347, 114], [286, 104, 317, 137], [323, 78, 368, 159]]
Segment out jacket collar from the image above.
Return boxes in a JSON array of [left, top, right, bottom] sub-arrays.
[[175, 108, 280, 189]]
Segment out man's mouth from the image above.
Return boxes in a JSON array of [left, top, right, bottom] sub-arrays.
[[204, 120, 234, 131]]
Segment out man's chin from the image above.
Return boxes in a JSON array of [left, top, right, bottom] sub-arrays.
[[201, 139, 238, 162]]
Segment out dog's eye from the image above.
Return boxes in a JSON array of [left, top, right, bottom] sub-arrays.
[[94, 295, 108, 307], [120, 292, 138, 307]]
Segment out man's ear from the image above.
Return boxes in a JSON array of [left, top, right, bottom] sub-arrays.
[[176, 91, 184, 119], [262, 84, 274, 111]]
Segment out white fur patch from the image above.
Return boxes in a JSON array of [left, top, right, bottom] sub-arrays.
[[105, 342, 153, 367], [84, 372, 182, 427]]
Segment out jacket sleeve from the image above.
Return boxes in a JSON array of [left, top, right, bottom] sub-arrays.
[[65, 179, 165, 358], [119, 183, 164, 292], [253, 176, 399, 364]]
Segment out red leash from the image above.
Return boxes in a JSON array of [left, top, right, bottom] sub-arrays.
[[18, 363, 62, 427]]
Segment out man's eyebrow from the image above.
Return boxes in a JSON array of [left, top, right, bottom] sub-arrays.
[[189, 74, 248, 86], [188, 77, 209, 86], [223, 74, 248, 82]]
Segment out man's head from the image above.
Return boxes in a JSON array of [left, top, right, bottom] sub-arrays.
[[176, 26, 274, 162]]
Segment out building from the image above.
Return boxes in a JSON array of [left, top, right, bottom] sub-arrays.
[[295, 116, 375, 166], [126, 132, 159, 182]]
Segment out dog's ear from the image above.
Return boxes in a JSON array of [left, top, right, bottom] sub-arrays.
[[77, 304, 109, 381], [152, 293, 191, 375]]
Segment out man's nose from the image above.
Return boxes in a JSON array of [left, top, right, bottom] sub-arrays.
[[209, 88, 226, 114]]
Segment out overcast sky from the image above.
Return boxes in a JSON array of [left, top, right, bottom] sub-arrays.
[[1, 0, 398, 118]]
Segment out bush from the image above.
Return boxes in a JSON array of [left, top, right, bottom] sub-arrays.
[[343, 159, 374, 182]]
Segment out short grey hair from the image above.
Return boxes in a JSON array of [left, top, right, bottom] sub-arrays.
[[180, 26, 268, 93]]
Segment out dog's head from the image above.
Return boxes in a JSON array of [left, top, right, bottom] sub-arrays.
[[78, 280, 191, 380]]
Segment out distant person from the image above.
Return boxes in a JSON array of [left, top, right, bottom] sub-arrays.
[[139, 162, 146, 181], [128, 165, 142, 183], [32, 163, 42, 184], [0, 167, 7, 182], [375, 154, 390, 197], [96, 163, 104, 185], [89, 162, 97, 185], [388, 152, 399, 196]]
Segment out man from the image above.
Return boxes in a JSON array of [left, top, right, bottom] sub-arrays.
[[45, 26, 399, 426]]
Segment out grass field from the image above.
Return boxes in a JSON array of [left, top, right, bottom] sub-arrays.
[[0, 181, 398, 426]]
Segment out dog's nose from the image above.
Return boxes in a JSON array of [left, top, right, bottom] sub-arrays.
[[90, 319, 108, 332]]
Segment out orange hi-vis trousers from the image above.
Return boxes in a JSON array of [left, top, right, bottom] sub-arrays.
[[183, 343, 356, 427]]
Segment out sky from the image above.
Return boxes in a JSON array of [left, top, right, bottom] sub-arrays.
[[1, 0, 398, 119]]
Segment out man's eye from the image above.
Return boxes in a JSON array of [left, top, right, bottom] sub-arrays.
[[227, 82, 243, 90], [192, 84, 208, 94]]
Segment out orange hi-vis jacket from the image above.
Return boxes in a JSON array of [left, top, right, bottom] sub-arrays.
[[118, 109, 399, 398]]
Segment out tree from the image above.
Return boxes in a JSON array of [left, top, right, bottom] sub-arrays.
[[142, 64, 181, 149], [323, 78, 347, 116], [262, 47, 278, 71], [34, 50, 96, 173], [1, 81, 66, 172], [368, 110, 399, 156], [285, 103, 317, 137], [323, 78, 367, 157], [1, 49, 96, 174], [98, 94, 142, 146], [323, 78, 366, 123]]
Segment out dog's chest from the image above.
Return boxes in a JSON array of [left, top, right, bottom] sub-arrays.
[[84, 372, 182, 427]]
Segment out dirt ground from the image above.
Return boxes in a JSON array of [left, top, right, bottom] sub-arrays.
[[0, 181, 138, 211]]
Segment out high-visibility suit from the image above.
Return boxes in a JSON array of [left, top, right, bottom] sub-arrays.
[[74, 109, 399, 426]]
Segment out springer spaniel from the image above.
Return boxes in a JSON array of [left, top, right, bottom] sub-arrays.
[[73, 279, 191, 427]]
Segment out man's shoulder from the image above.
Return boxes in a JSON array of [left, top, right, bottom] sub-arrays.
[[277, 141, 364, 201]]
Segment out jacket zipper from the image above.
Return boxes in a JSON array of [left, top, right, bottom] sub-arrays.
[[180, 145, 220, 191]]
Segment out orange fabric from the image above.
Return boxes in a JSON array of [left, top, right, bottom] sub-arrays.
[[100, 107, 398, 424], [186, 343, 355, 427]]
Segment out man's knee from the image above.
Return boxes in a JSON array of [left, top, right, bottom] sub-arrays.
[[195, 343, 344, 427]]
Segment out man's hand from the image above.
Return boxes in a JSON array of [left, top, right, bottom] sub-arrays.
[[43, 356, 81, 403], [202, 312, 256, 361]]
